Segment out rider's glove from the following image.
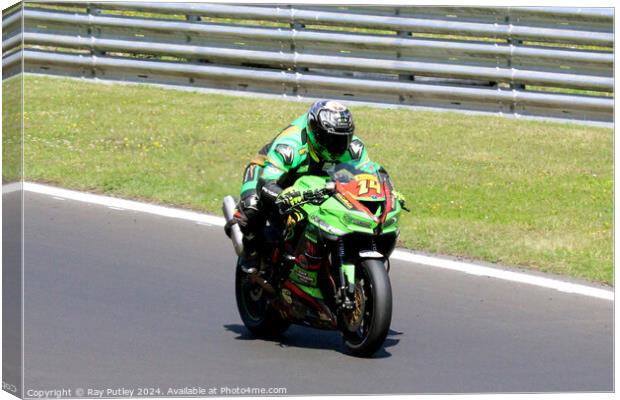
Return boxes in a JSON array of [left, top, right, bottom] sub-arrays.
[[393, 190, 410, 212], [275, 187, 304, 211]]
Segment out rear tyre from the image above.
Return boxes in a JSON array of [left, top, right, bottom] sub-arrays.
[[235, 258, 290, 337], [342, 259, 392, 357]]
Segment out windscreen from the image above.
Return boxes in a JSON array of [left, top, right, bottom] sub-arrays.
[[327, 161, 385, 201], [327, 161, 379, 183]]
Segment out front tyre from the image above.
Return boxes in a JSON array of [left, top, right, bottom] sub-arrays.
[[342, 259, 392, 357], [235, 258, 290, 337]]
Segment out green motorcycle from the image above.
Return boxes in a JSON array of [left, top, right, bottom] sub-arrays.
[[223, 161, 403, 357]]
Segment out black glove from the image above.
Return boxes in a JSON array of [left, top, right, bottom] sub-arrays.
[[393, 190, 410, 212], [275, 187, 304, 212]]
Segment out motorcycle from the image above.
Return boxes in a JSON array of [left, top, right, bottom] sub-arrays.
[[223, 160, 404, 357]]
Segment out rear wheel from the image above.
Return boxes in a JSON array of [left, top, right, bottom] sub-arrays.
[[235, 258, 290, 337], [341, 259, 392, 357]]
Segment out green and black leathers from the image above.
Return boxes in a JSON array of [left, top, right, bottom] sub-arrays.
[[240, 113, 368, 203], [237, 113, 369, 263]]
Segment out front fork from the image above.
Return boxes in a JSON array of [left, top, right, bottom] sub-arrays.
[[331, 240, 353, 309], [338, 263, 357, 309], [334, 239, 387, 310]]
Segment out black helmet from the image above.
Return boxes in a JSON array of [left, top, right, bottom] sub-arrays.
[[306, 100, 354, 162]]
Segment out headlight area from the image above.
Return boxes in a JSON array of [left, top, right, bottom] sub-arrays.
[[343, 213, 374, 229], [311, 214, 346, 236], [382, 215, 399, 228]]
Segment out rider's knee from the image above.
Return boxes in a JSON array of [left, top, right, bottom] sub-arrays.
[[238, 193, 264, 232]]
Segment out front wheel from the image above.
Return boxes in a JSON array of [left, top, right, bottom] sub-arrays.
[[341, 259, 392, 357], [235, 258, 290, 337]]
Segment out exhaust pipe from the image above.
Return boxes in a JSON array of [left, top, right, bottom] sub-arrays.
[[222, 195, 245, 257]]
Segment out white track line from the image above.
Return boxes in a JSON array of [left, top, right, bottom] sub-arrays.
[[2, 181, 22, 194], [22, 182, 613, 301], [391, 251, 613, 301], [24, 182, 225, 227]]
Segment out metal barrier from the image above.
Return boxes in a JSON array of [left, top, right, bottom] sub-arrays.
[[2, 3, 614, 122]]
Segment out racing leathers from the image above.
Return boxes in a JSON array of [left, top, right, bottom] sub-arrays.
[[237, 113, 370, 263]]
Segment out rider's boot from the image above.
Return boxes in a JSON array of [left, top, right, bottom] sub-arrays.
[[240, 232, 260, 274]]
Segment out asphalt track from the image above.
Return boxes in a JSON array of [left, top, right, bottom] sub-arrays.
[[23, 191, 613, 395]]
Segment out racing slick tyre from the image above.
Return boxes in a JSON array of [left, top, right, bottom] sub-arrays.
[[341, 259, 392, 357], [235, 257, 290, 337]]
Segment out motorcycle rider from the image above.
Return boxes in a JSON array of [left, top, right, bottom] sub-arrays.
[[232, 100, 401, 271]]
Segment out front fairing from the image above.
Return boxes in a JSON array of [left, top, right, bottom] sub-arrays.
[[315, 197, 378, 235], [292, 162, 401, 237]]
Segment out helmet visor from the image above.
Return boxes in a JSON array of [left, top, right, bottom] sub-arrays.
[[316, 130, 351, 159]]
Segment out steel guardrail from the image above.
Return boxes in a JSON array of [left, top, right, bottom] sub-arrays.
[[17, 9, 614, 70], [2, 3, 614, 122]]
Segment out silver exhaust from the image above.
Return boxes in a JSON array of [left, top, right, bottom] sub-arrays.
[[222, 195, 245, 257]]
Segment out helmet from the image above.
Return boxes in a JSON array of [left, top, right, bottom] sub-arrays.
[[306, 100, 354, 162]]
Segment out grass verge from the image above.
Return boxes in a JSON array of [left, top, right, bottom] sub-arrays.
[[2, 76, 22, 182], [21, 75, 613, 285]]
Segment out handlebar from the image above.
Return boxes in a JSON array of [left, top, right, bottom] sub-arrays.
[[277, 183, 336, 215], [303, 187, 333, 203]]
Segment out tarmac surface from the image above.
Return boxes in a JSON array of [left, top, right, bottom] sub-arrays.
[[23, 191, 613, 395]]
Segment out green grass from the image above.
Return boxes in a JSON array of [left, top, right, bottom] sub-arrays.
[[527, 85, 613, 98], [2, 76, 23, 182], [21, 75, 613, 285]]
